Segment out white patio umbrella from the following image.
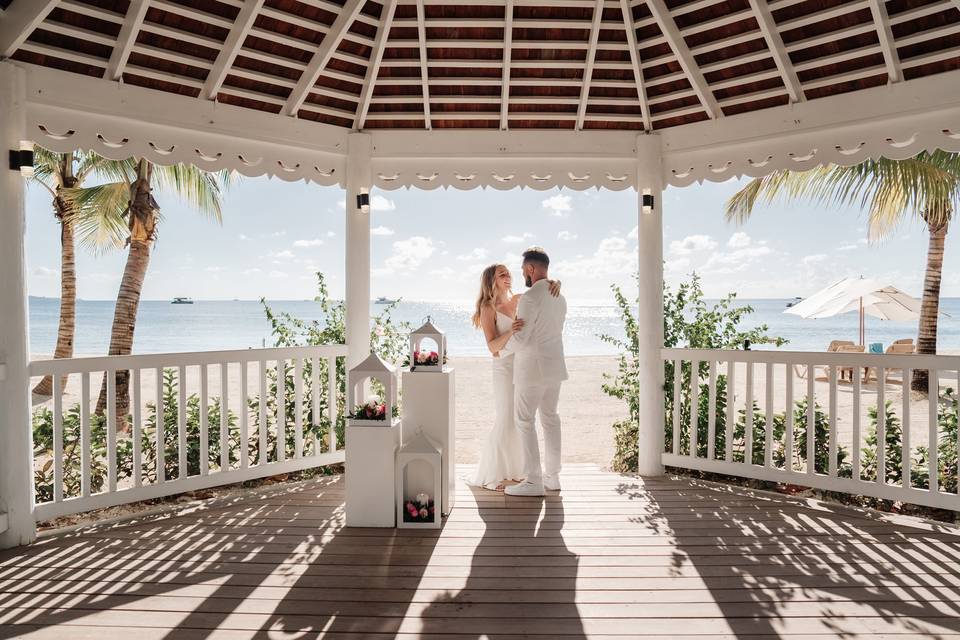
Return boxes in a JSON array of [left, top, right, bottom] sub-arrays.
[[785, 277, 925, 346]]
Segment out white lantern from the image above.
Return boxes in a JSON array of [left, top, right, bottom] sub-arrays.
[[346, 353, 399, 427], [409, 317, 446, 373], [396, 429, 442, 529]]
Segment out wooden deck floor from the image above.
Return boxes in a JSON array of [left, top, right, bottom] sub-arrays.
[[2, 464, 960, 639]]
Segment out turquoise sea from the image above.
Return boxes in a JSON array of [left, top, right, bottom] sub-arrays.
[[28, 297, 960, 357]]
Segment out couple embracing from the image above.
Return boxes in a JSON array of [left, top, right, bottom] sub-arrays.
[[467, 247, 567, 497]]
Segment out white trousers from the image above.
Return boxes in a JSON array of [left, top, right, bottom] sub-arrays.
[[514, 382, 562, 486]]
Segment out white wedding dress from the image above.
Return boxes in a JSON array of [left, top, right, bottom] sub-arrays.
[[467, 311, 523, 490]]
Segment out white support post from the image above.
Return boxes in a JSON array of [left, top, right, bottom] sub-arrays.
[[345, 132, 372, 370], [0, 62, 36, 548], [636, 133, 665, 476]]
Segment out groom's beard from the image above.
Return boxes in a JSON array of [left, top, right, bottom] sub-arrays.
[[525, 274, 532, 287]]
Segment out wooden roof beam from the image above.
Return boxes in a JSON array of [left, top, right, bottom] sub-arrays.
[[645, 0, 721, 119], [867, 0, 903, 83], [576, 0, 605, 130], [620, 0, 652, 130], [284, 0, 366, 117], [0, 0, 58, 58], [415, 0, 432, 130], [202, 0, 265, 100], [106, 0, 151, 81], [746, 0, 804, 103], [500, 0, 515, 130], [356, 0, 399, 130]]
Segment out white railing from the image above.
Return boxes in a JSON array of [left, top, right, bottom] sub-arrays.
[[661, 348, 960, 510], [29, 345, 348, 520]]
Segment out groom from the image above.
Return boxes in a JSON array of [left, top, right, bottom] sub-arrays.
[[504, 247, 568, 496]]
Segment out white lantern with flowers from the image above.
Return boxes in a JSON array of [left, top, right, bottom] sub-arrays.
[[347, 352, 399, 427], [409, 317, 446, 373]]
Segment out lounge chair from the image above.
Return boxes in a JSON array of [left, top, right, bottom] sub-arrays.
[[836, 344, 866, 382], [865, 341, 916, 384], [795, 340, 857, 380]]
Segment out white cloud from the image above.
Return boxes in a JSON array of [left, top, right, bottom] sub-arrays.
[[371, 226, 395, 236], [727, 232, 751, 248], [668, 234, 718, 256], [627, 226, 638, 240], [33, 267, 56, 277], [837, 243, 858, 251], [270, 231, 286, 237], [502, 233, 534, 244], [238, 234, 249, 240], [458, 247, 489, 261], [268, 250, 294, 259], [242, 268, 261, 275], [558, 231, 578, 241], [327, 231, 336, 237], [542, 194, 572, 216], [269, 270, 287, 278], [701, 244, 774, 274], [384, 236, 435, 272], [429, 266, 458, 279], [553, 235, 637, 278], [293, 238, 324, 247], [802, 254, 828, 265], [204, 266, 226, 272]]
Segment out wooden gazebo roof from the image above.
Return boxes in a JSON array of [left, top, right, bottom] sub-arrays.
[[2, 0, 958, 133]]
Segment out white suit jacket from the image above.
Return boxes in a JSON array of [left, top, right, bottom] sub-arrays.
[[506, 279, 568, 387]]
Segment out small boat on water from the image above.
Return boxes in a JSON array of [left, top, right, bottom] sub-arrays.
[[785, 296, 803, 308], [171, 297, 194, 305], [375, 296, 398, 305]]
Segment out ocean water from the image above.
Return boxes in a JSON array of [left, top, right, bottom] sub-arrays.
[[28, 297, 960, 357]]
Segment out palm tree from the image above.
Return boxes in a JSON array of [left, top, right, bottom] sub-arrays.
[[30, 149, 118, 397], [71, 159, 229, 426], [725, 151, 960, 392]]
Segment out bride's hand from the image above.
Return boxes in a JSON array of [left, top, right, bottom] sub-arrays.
[[548, 279, 562, 297], [512, 318, 525, 333]]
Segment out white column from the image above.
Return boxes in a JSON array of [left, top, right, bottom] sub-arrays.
[[0, 62, 36, 548], [344, 132, 372, 369], [636, 134, 665, 476]]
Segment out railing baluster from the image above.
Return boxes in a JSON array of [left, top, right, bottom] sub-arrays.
[[725, 360, 736, 462], [902, 368, 911, 488], [672, 359, 681, 456], [744, 361, 753, 465], [707, 360, 717, 460], [294, 357, 304, 458], [106, 368, 117, 492], [929, 369, 939, 495], [327, 355, 337, 453], [156, 367, 164, 483], [81, 372, 91, 497], [764, 361, 774, 468], [689, 359, 700, 457], [53, 373, 63, 502], [200, 364, 209, 476], [259, 360, 268, 464], [178, 365, 187, 479], [806, 364, 815, 475], [785, 363, 794, 471], [853, 364, 861, 481], [828, 365, 837, 477], [276, 359, 286, 462], [133, 368, 142, 488], [220, 362, 229, 471], [240, 360, 249, 469], [311, 355, 320, 454], [878, 368, 886, 485]]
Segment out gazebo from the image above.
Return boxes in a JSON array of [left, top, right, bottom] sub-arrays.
[[1, 0, 960, 635]]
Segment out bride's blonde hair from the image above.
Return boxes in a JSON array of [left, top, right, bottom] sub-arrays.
[[472, 263, 509, 328]]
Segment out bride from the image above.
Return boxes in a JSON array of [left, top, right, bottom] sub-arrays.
[[467, 263, 560, 491]]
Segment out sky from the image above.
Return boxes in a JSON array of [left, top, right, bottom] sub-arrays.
[[23, 172, 958, 305]]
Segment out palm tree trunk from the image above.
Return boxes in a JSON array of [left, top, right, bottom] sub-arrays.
[[96, 161, 157, 429], [33, 157, 78, 397], [911, 219, 948, 393]]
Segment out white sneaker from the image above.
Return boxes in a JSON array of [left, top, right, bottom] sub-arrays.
[[504, 481, 545, 497], [543, 475, 561, 491]]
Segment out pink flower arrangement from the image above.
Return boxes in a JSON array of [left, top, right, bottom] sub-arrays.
[[403, 493, 436, 523], [413, 350, 439, 366], [351, 397, 387, 420]]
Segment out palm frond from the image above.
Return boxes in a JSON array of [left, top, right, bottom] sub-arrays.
[[64, 182, 131, 254], [152, 163, 231, 222]]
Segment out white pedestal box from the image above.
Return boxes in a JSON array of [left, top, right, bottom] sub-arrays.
[[345, 421, 400, 527], [401, 368, 455, 514], [396, 430, 442, 529]]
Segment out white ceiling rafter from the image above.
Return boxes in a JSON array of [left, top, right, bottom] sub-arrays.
[[106, 0, 151, 81], [746, 0, 803, 103], [500, 0, 515, 130], [356, 0, 399, 130], [284, 0, 366, 117], [202, 0, 265, 100], [644, 0, 722, 119], [867, 0, 903, 83], [576, 0, 605, 130], [0, 0, 58, 58], [620, 0, 651, 130], [415, 0, 432, 129]]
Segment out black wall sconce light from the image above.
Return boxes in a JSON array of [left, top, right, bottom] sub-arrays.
[[9, 141, 34, 178], [356, 189, 370, 214], [641, 188, 655, 214]]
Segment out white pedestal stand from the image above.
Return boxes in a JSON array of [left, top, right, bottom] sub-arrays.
[[401, 368, 455, 514], [345, 421, 400, 527]]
